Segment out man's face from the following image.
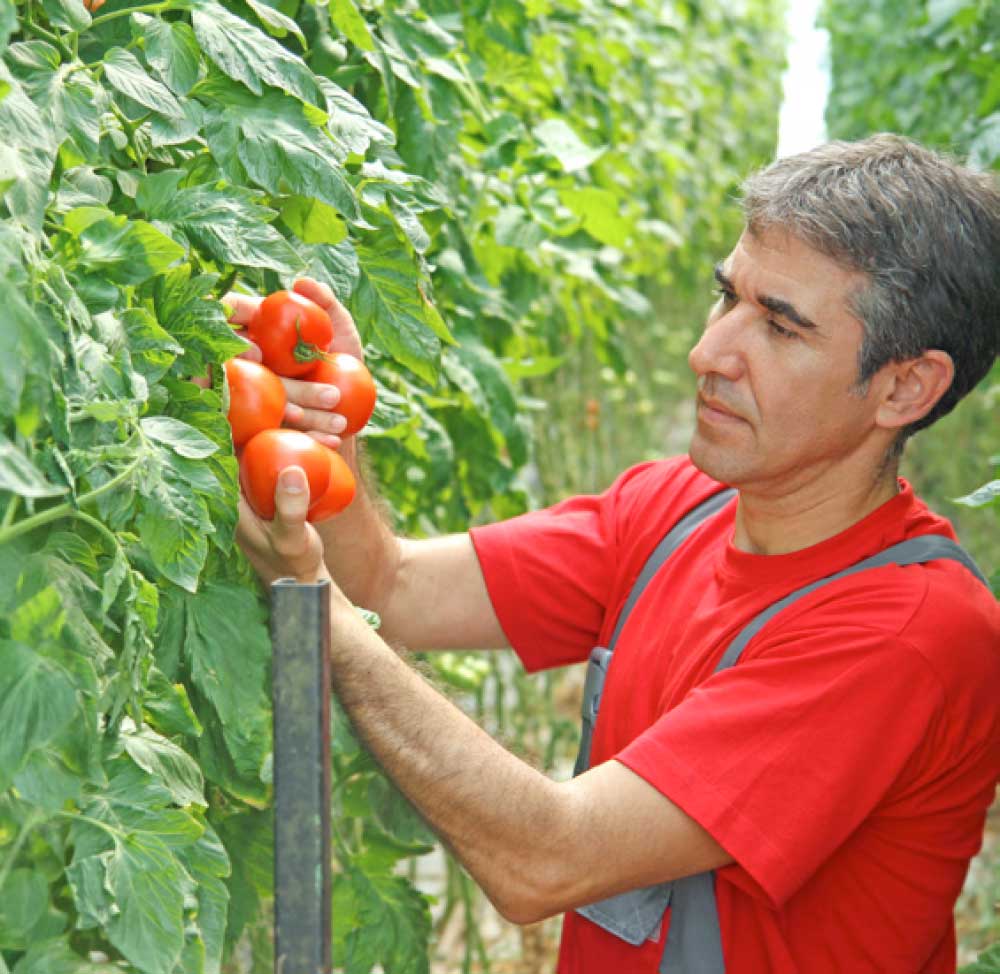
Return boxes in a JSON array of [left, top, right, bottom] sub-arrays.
[[687, 227, 883, 495]]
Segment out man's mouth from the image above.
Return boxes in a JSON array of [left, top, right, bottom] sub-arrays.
[[697, 394, 745, 424]]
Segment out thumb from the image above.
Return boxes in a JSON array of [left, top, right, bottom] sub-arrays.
[[274, 465, 312, 525]]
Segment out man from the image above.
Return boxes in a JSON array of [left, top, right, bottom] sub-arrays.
[[234, 135, 1000, 972]]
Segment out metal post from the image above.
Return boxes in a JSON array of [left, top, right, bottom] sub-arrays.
[[271, 578, 332, 974]]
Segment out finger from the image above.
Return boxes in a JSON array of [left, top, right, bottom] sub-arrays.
[[222, 291, 262, 326], [283, 400, 348, 435], [234, 330, 263, 363], [281, 375, 342, 410], [293, 278, 336, 309], [235, 494, 270, 560], [305, 430, 344, 451], [291, 279, 362, 357], [271, 468, 324, 575]]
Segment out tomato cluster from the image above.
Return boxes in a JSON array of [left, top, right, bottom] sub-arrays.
[[224, 290, 377, 523]]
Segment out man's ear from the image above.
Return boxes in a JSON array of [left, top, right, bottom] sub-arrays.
[[874, 350, 955, 432]]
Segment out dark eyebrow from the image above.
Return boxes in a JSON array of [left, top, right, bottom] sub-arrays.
[[713, 262, 818, 332]]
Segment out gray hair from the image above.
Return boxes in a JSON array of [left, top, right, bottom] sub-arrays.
[[741, 134, 1000, 453]]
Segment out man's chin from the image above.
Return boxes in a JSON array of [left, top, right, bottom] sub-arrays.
[[688, 435, 746, 487]]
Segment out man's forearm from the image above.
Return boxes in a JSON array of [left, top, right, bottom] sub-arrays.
[[326, 589, 570, 923], [314, 440, 401, 612]]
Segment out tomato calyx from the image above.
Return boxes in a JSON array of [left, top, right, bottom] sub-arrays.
[[290, 316, 331, 365]]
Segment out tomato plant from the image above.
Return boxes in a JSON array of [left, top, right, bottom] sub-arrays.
[[308, 449, 357, 521], [0, 0, 788, 968], [240, 429, 333, 521], [304, 354, 377, 437], [224, 358, 287, 446], [248, 291, 335, 377]]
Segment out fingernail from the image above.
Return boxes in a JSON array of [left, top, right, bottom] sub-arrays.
[[318, 389, 338, 408], [330, 415, 348, 434], [279, 468, 305, 494]]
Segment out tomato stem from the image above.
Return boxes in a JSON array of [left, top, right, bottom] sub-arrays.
[[0, 453, 145, 546]]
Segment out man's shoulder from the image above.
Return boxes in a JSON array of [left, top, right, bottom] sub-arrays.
[[612, 454, 727, 520]]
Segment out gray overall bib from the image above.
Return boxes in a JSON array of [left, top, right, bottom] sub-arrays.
[[572, 488, 989, 973]]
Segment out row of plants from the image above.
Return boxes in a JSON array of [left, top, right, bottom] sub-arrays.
[[0, 0, 785, 971], [820, 0, 1000, 966]]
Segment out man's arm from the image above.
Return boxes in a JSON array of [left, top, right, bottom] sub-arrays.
[[240, 471, 733, 924], [226, 279, 509, 653]]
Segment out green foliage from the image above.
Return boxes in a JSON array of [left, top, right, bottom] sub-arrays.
[[0, 0, 784, 971]]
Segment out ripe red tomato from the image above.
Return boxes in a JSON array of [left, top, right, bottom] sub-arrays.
[[248, 290, 334, 378], [240, 429, 332, 521], [307, 449, 357, 522], [303, 354, 377, 436], [224, 358, 287, 447]]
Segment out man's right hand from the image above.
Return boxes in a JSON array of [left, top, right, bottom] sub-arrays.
[[222, 278, 363, 451]]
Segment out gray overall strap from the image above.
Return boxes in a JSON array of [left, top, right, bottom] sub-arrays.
[[657, 531, 989, 974], [574, 487, 737, 778], [572, 514, 988, 972], [573, 488, 736, 943]]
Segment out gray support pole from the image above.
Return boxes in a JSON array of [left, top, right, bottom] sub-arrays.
[[271, 578, 332, 974]]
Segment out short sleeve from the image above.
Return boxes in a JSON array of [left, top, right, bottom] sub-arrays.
[[470, 461, 681, 672], [616, 628, 945, 907]]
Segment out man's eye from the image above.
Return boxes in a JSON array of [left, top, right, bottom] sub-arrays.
[[714, 286, 736, 304], [768, 320, 796, 340]]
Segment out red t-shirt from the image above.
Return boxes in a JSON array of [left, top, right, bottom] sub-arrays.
[[470, 456, 1000, 974]]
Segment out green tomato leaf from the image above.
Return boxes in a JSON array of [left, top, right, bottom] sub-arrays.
[[282, 195, 348, 245], [334, 868, 431, 974], [105, 832, 191, 974], [0, 434, 67, 497], [0, 639, 77, 791], [244, 0, 305, 44], [192, 3, 320, 106], [133, 14, 202, 96], [0, 0, 15, 55], [122, 726, 207, 808], [0, 869, 49, 949], [141, 416, 219, 459], [140, 172, 304, 275], [953, 480, 1000, 509], [152, 267, 249, 373], [40, 0, 89, 33], [322, 78, 395, 155], [560, 186, 633, 248], [533, 118, 605, 172], [203, 91, 360, 222], [0, 76, 59, 229], [180, 583, 273, 780], [75, 214, 185, 286], [329, 0, 375, 51], [102, 48, 185, 119], [353, 238, 445, 383]]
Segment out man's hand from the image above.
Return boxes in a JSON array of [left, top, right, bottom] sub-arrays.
[[236, 465, 331, 587], [223, 278, 363, 451]]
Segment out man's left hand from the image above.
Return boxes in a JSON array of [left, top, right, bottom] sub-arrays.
[[236, 465, 331, 586]]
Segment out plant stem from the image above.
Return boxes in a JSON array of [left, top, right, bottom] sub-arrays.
[[0, 452, 145, 547], [89, 1, 174, 28], [1, 494, 19, 530], [18, 18, 75, 60], [73, 509, 121, 551]]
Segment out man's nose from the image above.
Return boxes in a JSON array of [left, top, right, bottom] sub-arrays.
[[688, 308, 746, 381]]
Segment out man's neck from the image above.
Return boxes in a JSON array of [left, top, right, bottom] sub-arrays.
[[732, 469, 901, 556]]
